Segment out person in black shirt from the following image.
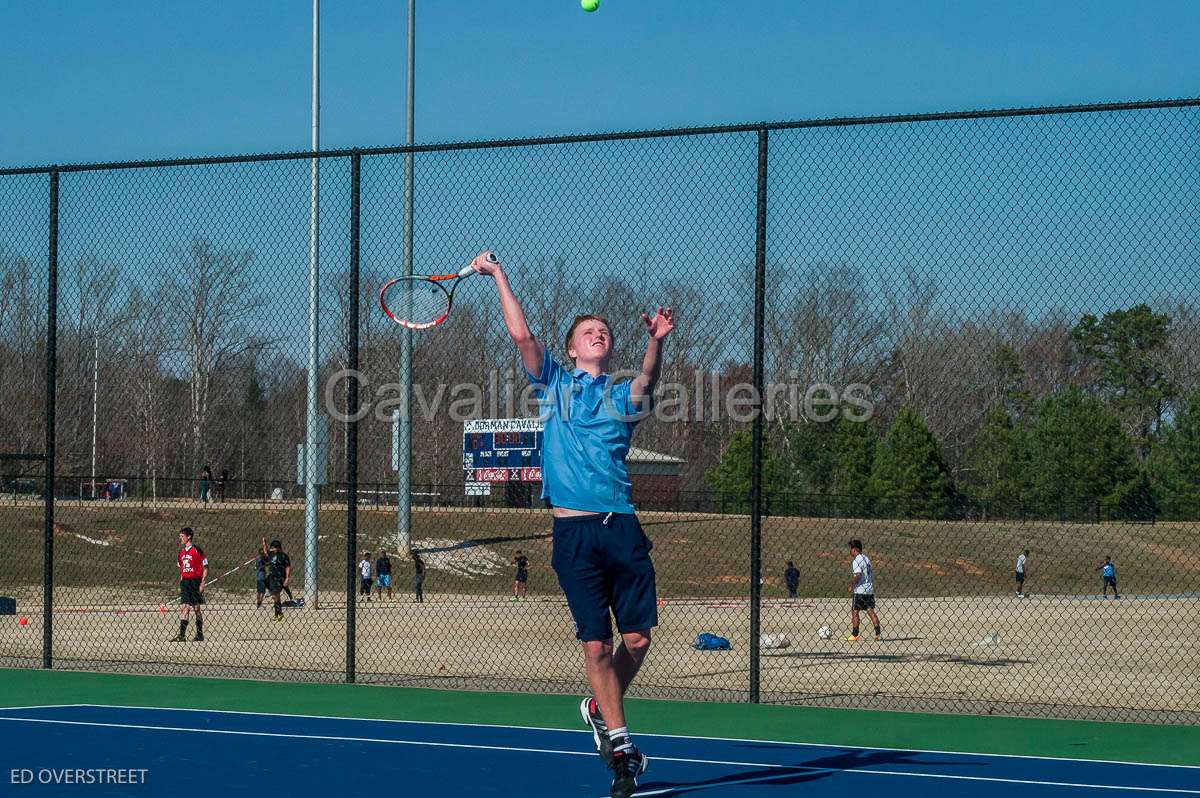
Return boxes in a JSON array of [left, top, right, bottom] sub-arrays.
[[375, 551, 393, 601], [512, 550, 530, 602], [413, 551, 425, 604], [262, 537, 292, 620], [784, 561, 800, 600]]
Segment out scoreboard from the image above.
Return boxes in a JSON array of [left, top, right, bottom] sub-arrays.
[[462, 418, 544, 482]]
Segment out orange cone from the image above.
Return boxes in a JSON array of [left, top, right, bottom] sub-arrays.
[[17, 616, 28, 626], [159, 604, 166, 615]]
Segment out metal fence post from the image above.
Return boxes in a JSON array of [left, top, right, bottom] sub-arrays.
[[346, 152, 361, 684], [43, 169, 58, 670], [749, 128, 768, 703]]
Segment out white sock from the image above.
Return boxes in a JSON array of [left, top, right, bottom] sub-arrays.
[[608, 726, 633, 754]]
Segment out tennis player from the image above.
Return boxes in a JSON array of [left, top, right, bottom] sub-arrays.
[[1097, 556, 1120, 599], [846, 539, 882, 641], [1016, 549, 1029, 598], [474, 251, 672, 798], [359, 552, 374, 602], [376, 551, 394, 600], [264, 539, 292, 620], [171, 527, 207, 642], [512, 550, 530, 602]]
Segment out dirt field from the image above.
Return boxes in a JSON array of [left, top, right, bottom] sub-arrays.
[[1, 587, 1196, 721], [1, 499, 1198, 721]]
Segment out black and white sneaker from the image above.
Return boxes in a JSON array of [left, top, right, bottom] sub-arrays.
[[580, 697, 614, 765], [609, 747, 648, 798]]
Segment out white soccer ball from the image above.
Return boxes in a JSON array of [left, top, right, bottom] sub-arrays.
[[818, 625, 833, 639]]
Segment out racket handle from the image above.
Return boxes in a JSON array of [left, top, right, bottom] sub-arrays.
[[459, 252, 499, 278]]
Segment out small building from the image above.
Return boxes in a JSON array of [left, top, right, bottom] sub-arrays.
[[627, 447, 685, 510]]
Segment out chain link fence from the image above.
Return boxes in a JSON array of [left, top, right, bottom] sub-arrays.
[[1, 98, 1198, 723]]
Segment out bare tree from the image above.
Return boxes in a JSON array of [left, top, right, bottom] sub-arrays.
[[0, 251, 46, 461], [161, 240, 271, 473], [112, 285, 171, 496]]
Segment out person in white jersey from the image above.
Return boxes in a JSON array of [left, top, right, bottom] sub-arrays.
[[1016, 549, 1029, 597], [846, 539, 882, 641]]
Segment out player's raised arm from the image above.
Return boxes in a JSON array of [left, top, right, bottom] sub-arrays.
[[471, 251, 544, 377], [630, 306, 675, 406]]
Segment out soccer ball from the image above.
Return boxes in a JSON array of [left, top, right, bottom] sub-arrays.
[[818, 625, 833, 639]]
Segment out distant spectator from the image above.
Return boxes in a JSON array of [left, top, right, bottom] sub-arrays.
[[512, 550, 530, 602], [1016, 550, 1029, 598], [784, 561, 800, 599], [375, 551, 393, 600], [216, 469, 229, 503], [200, 465, 212, 504], [359, 552, 373, 602], [413, 551, 425, 604], [1096, 556, 1120, 599]]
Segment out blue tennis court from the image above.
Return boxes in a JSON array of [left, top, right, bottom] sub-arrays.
[[1, 704, 1196, 796]]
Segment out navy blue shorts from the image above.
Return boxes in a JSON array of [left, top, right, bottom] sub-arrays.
[[551, 513, 657, 642]]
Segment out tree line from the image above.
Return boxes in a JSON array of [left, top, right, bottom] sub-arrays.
[[2, 239, 1198, 519], [709, 303, 1200, 521]]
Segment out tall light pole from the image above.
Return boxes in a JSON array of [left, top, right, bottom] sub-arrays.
[[304, 0, 322, 607], [396, 0, 415, 555]]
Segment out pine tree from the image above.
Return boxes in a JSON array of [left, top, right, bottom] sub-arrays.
[[706, 429, 790, 513], [966, 405, 1028, 517], [831, 416, 876, 514], [1071, 304, 1174, 457], [1105, 470, 1156, 522], [1151, 389, 1200, 519], [869, 407, 957, 519], [783, 420, 837, 495], [1028, 388, 1137, 519]]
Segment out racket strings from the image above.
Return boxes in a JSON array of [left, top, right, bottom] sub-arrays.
[[383, 278, 451, 327]]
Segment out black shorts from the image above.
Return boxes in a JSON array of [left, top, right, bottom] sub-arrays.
[[267, 577, 285, 594], [852, 593, 875, 611], [1016, 571, 1025, 583], [551, 513, 657, 642], [360, 578, 373, 594], [515, 572, 528, 584], [180, 578, 205, 606], [1104, 576, 1118, 587]]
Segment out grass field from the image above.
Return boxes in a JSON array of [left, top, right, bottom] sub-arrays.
[[1, 498, 1198, 721]]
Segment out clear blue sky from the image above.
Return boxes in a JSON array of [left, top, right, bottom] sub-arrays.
[[2, 0, 1198, 168]]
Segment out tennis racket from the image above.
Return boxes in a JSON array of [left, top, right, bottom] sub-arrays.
[[380, 252, 498, 330]]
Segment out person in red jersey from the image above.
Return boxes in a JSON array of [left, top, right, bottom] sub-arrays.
[[171, 527, 208, 642]]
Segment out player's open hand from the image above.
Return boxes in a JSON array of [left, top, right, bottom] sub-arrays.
[[470, 250, 503, 277], [642, 306, 675, 340]]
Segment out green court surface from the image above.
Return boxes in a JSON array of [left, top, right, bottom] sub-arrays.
[[2, 668, 1196, 767]]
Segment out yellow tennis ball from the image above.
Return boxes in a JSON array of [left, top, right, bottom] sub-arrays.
[[581, 0, 599, 11]]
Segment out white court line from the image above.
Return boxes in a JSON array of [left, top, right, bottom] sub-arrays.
[[67, 703, 1200, 772], [0, 704, 86, 711], [0, 715, 1196, 796]]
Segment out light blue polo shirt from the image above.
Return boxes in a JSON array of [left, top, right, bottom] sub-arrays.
[[526, 349, 648, 514]]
